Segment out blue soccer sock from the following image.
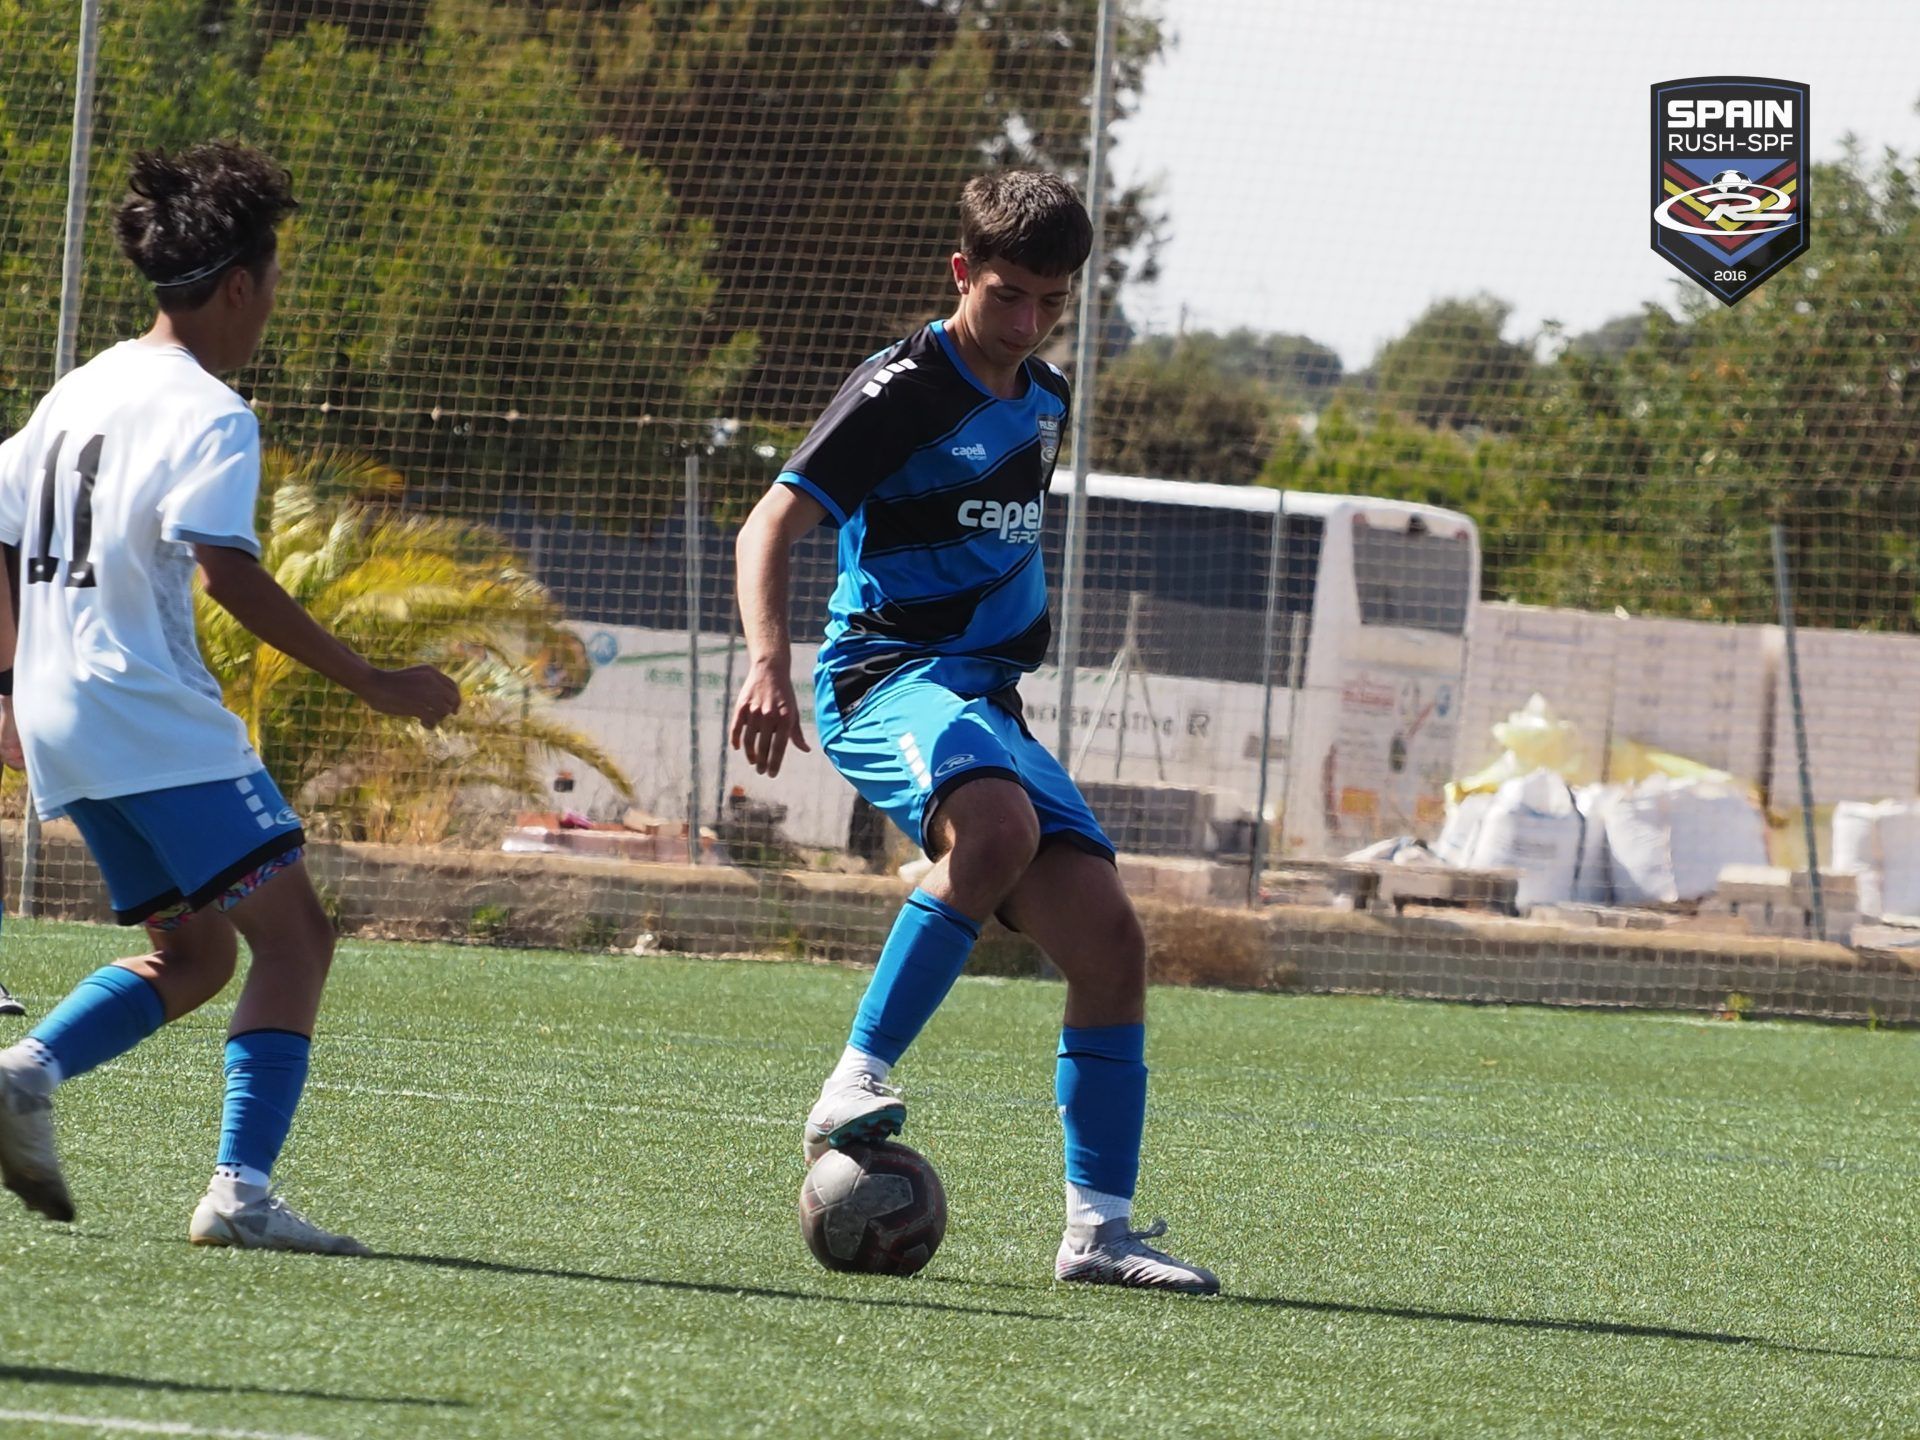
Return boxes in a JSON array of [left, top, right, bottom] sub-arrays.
[[1056, 1023, 1148, 1212], [215, 1029, 311, 1185], [17, 964, 166, 1086], [846, 890, 980, 1066]]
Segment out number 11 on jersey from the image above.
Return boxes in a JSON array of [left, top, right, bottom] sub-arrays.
[[27, 431, 102, 589]]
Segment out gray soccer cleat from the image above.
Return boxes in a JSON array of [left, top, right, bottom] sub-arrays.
[[1055, 1217, 1220, 1295], [802, 1071, 906, 1165], [0, 983, 24, 1018], [189, 1189, 370, 1256], [0, 1059, 71, 1222]]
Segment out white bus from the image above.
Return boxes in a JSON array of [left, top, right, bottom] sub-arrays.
[[1021, 473, 1481, 859]]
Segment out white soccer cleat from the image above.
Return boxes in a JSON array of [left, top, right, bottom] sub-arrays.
[[0, 1058, 72, 1223], [1055, 1217, 1220, 1295], [189, 1189, 370, 1256], [802, 1072, 906, 1165]]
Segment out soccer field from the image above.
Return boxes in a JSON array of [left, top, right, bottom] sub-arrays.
[[0, 919, 1916, 1439]]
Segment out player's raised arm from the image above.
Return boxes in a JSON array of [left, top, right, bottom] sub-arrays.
[[730, 484, 824, 777], [194, 543, 461, 728]]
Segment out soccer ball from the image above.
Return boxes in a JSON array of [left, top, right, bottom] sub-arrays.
[[798, 1141, 947, 1277], [1710, 169, 1752, 193]]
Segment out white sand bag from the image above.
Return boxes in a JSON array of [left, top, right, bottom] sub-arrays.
[[1831, 800, 1885, 918], [1435, 791, 1493, 868], [1605, 777, 1768, 904], [1467, 770, 1583, 909], [1875, 803, 1920, 919]]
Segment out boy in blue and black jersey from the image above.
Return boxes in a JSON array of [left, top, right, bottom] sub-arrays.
[[778, 315, 1067, 725], [732, 171, 1217, 1294]]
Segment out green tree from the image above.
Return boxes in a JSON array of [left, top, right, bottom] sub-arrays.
[[1509, 143, 1920, 628], [2, 0, 754, 527], [1260, 399, 1540, 597], [197, 447, 630, 844], [253, 0, 429, 46], [556, 0, 1167, 420], [220, 1, 1169, 425], [1263, 140, 1920, 633], [1565, 311, 1649, 362], [1137, 328, 1343, 412], [0, 0, 257, 429], [245, 3, 755, 524], [1092, 342, 1275, 484], [1359, 294, 1536, 434]]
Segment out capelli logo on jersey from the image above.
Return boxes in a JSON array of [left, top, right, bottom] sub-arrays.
[[957, 497, 1043, 544], [951, 443, 989, 460]]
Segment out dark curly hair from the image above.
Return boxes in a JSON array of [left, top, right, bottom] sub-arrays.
[[113, 142, 298, 312], [958, 171, 1092, 278]]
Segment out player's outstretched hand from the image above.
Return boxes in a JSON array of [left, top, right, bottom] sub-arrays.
[[730, 657, 811, 777], [356, 664, 463, 729]]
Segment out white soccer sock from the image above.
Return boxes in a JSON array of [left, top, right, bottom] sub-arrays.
[[3, 1038, 61, 1090], [209, 1164, 271, 1204], [1066, 1181, 1132, 1230], [828, 1045, 891, 1086]]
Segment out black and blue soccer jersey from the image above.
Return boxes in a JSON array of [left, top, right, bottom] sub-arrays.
[[778, 319, 1070, 721]]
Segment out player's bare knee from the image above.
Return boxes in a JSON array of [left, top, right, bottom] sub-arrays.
[[228, 878, 335, 974], [944, 787, 1040, 895], [289, 909, 337, 973], [187, 931, 240, 993], [132, 918, 240, 1019]]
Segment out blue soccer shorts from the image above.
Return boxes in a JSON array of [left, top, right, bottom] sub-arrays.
[[820, 670, 1115, 862], [57, 770, 308, 928]]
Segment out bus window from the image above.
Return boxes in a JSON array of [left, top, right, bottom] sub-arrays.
[[1350, 516, 1472, 634], [1045, 496, 1324, 683]]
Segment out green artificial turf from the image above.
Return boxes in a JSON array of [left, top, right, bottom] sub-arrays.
[[0, 917, 1916, 1438]]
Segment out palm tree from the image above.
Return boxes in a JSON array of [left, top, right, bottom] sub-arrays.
[[195, 447, 630, 844]]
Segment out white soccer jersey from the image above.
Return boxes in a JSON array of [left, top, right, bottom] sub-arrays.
[[0, 340, 264, 816]]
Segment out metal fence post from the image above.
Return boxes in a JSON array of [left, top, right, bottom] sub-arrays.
[[1772, 523, 1825, 939], [1055, 0, 1118, 765], [685, 454, 703, 867], [20, 0, 103, 918]]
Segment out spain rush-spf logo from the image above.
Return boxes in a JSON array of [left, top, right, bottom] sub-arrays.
[[1652, 77, 1808, 305]]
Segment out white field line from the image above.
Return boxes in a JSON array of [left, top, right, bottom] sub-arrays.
[[300, 1079, 1063, 1150], [0, 1410, 328, 1440], [303, 1079, 790, 1126]]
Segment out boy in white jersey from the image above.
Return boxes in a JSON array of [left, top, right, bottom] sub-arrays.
[[0, 143, 460, 1252]]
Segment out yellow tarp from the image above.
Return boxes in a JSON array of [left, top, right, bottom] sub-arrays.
[[1447, 695, 1759, 805]]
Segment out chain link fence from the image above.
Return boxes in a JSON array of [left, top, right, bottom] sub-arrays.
[[6, 0, 1920, 1017]]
